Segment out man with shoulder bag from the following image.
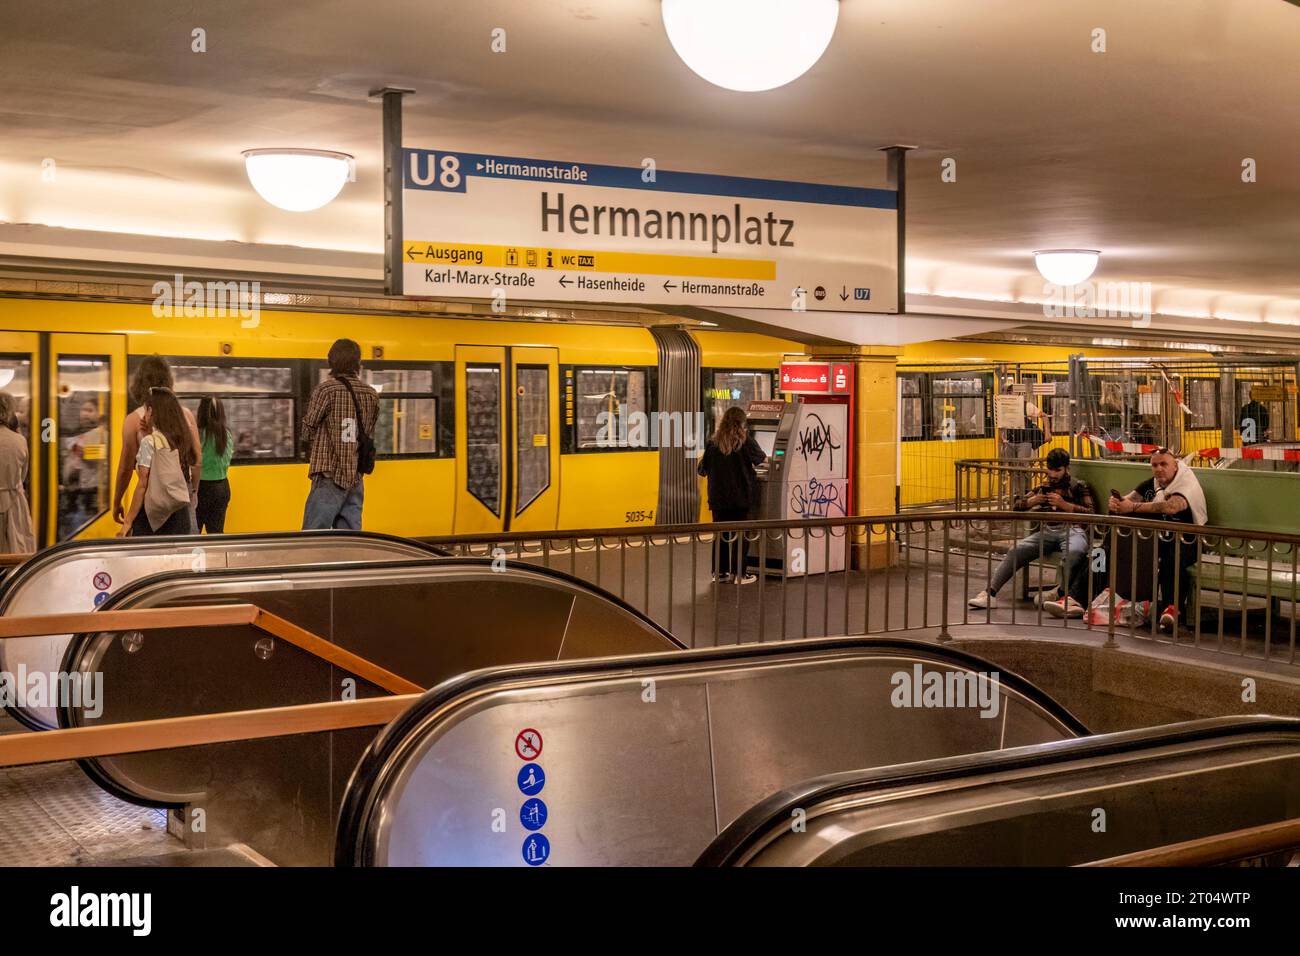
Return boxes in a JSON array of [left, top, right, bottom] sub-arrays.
[[301, 338, 379, 531]]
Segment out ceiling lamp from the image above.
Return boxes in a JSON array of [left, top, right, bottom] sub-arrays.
[[661, 0, 840, 92], [241, 148, 353, 212], [1034, 249, 1101, 286]]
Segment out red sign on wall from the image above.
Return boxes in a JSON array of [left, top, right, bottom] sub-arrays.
[[780, 362, 852, 395]]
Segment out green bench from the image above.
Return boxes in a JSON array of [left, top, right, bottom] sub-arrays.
[[1071, 460, 1300, 615]]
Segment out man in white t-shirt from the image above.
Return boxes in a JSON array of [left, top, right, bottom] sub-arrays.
[[1109, 448, 1208, 631]]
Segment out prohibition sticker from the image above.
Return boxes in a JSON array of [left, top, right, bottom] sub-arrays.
[[514, 728, 543, 760], [92, 572, 111, 591]]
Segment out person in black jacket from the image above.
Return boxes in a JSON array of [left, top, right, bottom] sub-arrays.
[[697, 406, 766, 584]]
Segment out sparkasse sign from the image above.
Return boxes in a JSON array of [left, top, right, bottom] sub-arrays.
[[401, 148, 898, 313]]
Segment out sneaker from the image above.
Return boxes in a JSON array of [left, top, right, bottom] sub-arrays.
[[1044, 597, 1067, 618], [1034, 589, 1060, 608], [1063, 597, 1085, 619], [736, 573, 758, 585], [968, 590, 998, 609], [712, 573, 732, 583], [1159, 605, 1178, 631]]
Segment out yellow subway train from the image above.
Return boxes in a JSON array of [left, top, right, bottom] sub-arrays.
[[0, 297, 795, 547]]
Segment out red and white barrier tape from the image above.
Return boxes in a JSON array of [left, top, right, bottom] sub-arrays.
[[1197, 446, 1300, 462], [1081, 433, 1161, 455]]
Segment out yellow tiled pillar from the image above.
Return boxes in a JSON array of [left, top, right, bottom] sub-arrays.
[[810, 345, 901, 567]]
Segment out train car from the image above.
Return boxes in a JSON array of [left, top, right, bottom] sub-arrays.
[[0, 297, 794, 547]]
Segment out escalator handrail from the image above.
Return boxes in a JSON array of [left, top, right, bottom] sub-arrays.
[[334, 635, 1089, 866], [695, 714, 1300, 867], [57, 555, 684, 810], [0, 529, 449, 611], [1081, 816, 1300, 867], [0, 530, 448, 731]]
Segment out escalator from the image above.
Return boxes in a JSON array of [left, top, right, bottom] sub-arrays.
[[335, 637, 1088, 866], [0, 530, 449, 730], [697, 716, 1300, 866], [56, 557, 681, 865]]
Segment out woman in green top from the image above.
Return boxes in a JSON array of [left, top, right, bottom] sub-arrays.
[[196, 397, 235, 533]]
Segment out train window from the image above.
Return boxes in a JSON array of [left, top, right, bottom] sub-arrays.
[[930, 372, 990, 438], [574, 367, 650, 450], [1185, 379, 1219, 430], [167, 361, 297, 462], [1036, 373, 1072, 429], [57, 356, 110, 541], [704, 369, 774, 437], [0, 356, 34, 440], [899, 373, 924, 440], [465, 365, 502, 515], [315, 363, 453, 458], [515, 365, 550, 514]]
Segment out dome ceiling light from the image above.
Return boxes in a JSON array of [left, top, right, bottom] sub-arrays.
[[242, 148, 353, 212], [661, 0, 840, 92], [1034, 249, 1101, 286]]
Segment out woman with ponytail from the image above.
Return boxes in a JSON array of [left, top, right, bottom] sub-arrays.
[[696, 406, 766, 584]]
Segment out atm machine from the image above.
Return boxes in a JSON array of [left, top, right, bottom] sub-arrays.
[[745, 360, 852, 576]]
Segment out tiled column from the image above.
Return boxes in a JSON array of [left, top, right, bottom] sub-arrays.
[[810, 344, 901, 567]]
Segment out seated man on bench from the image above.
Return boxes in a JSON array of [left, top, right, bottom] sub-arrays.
[[1108, 448, 1208, 631], [969, 448, 1095, 615]]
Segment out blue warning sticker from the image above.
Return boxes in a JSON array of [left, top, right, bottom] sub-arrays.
[[93, 591, 110, 607], [522, 833, 550, 866], [517, 763, 545, 796], [520, 798, 547, 832]]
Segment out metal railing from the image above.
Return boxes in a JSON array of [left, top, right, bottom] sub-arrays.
[[428, 511, 1300, 665]]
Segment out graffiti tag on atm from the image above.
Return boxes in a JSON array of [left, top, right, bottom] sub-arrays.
[[790, 478, 845, 517], [796, 414, 840, 470]]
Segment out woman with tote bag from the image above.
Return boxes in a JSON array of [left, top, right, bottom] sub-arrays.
[[118, 387, 200, 537]]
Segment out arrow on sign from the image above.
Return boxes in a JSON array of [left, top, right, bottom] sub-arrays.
[[476, 162, 484, 171], [663, 280, 677, 292], [405, 246, 417, 260], [558, 274, 571, 288], [839, 285, 849, 301]]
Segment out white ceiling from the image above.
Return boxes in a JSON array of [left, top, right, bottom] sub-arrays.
[[1, 0, 1299, 337]]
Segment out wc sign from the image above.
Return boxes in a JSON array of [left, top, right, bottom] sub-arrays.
[[780, 362, 852, 395]]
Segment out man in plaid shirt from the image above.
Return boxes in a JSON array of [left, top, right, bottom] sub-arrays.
[[301, 338, 379, 530]]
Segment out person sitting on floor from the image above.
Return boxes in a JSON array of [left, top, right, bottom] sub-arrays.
[[969, 448, 1095, 616]]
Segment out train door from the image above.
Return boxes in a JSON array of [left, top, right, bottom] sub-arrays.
[[0, 332, 40, 554], [453, 345, 560, 534], [45, 333, 126, 547]]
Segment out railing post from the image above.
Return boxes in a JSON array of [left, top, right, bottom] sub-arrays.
[[937, 520, 952, 642]]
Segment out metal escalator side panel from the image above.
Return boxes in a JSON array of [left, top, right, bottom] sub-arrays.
[[58, 558, 679, 865], [0, 531, 446, 730], [337, 637, 1086, 867], [699, 716, 1300, 867]]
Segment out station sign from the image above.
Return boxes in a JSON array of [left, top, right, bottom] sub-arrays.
[[779, 362, 853, 395], [401, 147, 898, 313]]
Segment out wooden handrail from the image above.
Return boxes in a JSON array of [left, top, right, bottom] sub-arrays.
[[1082, 818, 1300, 867], [0, 552, 33, 567], [0, 603, 423, 696], [0, 695, 420, 767]]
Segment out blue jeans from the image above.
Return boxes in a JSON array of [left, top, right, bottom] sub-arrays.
[[302, 475, 364, 531], [989, 526, 1088, 597]]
